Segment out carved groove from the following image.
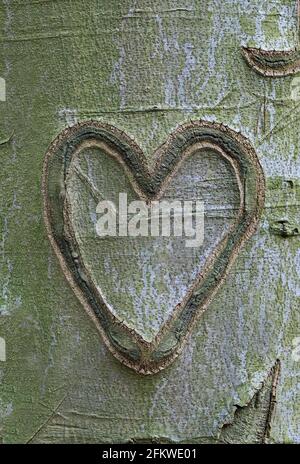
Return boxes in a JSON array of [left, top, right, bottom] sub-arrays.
[[242, 47, 300, 77], [42, 120, 265, 374]]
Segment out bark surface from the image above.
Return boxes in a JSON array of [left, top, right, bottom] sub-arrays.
[[0, 0, 299, 443]]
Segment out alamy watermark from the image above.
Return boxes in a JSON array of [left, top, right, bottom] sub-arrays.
[[95, 193, 205, 248]]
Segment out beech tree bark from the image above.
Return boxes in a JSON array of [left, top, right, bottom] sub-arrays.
[[0, 0, 299, 443]]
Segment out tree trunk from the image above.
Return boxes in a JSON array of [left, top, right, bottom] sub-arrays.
[[0, 0, 299, 444]]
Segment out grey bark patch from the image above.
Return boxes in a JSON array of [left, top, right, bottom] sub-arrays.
[[29, 360, 281, 444]]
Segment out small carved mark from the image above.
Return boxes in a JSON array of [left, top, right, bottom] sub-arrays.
[[242, 47, 300, 77], [283, 179, 295, 189], [270, 219, 299, 238]]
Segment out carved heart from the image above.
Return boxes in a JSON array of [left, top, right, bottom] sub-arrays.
[[43, 120, 265, 374]]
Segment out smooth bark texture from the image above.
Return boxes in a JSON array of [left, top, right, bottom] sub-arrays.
[[0, 0, 299, 443]]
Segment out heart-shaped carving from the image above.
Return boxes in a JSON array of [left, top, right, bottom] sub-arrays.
[[43, 120, 265, 374]]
